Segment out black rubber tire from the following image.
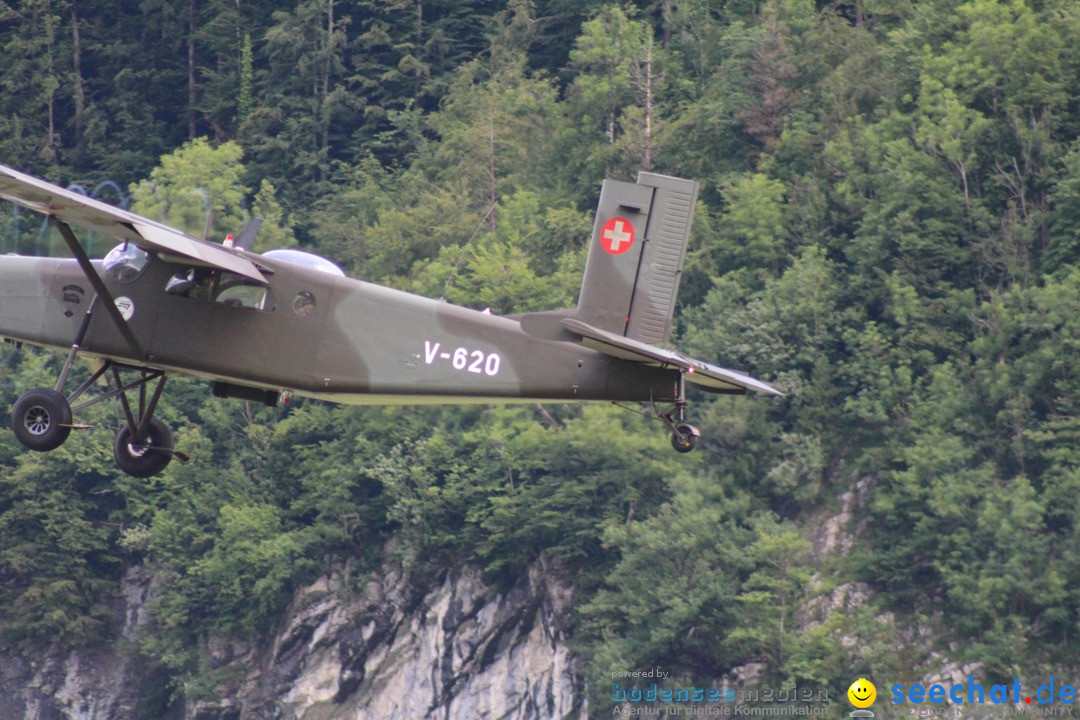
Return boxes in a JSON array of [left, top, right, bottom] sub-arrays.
[[12, 388, 73, 452], [114, 417, 174, 478], [671, 423, 700, 453]]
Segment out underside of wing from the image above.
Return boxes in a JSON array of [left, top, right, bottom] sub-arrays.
[[561, 317, 782, 396], [0, 163, 266, 283]]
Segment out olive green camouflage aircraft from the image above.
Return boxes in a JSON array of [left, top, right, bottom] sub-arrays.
[[0, 164, 780, 478]]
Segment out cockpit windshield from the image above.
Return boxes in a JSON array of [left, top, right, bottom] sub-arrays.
[[261, 248, 345, 277]]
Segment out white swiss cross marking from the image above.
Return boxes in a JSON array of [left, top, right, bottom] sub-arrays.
[[600, 216, 635, 255]]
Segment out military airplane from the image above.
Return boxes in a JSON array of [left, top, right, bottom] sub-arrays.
[[0, 164, 780, 477]]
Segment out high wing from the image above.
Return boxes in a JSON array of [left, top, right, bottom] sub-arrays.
[[0, 163, 265, 283], [561, 318, 782, 396]]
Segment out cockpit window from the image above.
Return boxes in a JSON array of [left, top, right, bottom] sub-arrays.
[[165, 268, 215, 299], [103, 243, 150, 283], [166, 268, 274, 312], [216, 273, 275, 311]]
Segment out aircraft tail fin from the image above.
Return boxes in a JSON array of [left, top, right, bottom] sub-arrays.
[[574, 172, 699, 345]]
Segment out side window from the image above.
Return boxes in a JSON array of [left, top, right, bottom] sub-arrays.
[[292, 291, 316, 317], [165, 269, 274, 312], [165, 268, 217, 300], [215, 273, 275, 312]]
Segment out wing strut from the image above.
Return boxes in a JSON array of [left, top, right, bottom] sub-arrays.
[[51, 217, 144, 359]]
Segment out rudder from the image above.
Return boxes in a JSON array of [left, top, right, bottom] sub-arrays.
[[575, 172, 699, 344]]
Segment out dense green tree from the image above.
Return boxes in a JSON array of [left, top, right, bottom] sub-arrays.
[[0, 0, 65, 170], [724, 515, 813, 674], [580, 473, 754, 686], [0, 351, 121, 642], [564, 6, 658, 187], [242, 0, 354, 201], [5, 0, 1080, 709], [129, 138, 248, 239]]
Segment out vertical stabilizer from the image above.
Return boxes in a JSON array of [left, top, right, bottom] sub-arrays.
[[575, 172, 699, 344]]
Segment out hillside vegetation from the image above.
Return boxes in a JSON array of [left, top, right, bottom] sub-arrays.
[[3, 0, 1080, 712]]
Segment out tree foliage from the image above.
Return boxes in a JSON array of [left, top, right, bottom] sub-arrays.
[[3, 0, 1080, 710]]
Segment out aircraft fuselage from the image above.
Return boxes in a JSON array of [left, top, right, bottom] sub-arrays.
[[0, 251, 679, 406]]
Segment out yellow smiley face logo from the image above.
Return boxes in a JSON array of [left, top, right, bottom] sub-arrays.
[[848, 678, 876, 708]]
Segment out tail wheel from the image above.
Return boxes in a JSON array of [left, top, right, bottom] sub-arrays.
[[114, 418, 174, 478], [671, 423, 700, 453], [12, 388, 73, 452]]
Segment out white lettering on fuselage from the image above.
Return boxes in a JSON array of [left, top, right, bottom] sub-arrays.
[[423, 341, 501, 377]]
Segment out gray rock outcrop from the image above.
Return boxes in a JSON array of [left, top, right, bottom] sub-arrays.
[[1, 556, 586, 720]]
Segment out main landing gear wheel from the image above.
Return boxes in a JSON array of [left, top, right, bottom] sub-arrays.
[[113, 417, 174, 478], [670, 423, 700, 453], [12, 388, 73, 451]]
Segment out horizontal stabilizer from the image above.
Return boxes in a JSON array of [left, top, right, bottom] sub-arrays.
[[562, 318, 782, 396], [0, 163, 266, 283]]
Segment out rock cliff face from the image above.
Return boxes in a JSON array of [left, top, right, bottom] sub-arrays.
[[0, 557, 587, 720], [0, 565, 169, 720]]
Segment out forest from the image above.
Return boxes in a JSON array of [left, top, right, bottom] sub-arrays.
[[3, 0, 1080, 715]]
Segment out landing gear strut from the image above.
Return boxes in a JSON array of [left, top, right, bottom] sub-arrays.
[[660, 371, 700, 453], [9, 292, 179, 477], [11, 360, 179, 477]]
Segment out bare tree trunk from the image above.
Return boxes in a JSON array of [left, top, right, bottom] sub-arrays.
[[188, 0, 197, 138], [46, 14, 55, 157], [660, 0, 672, 48], [235, 0, 242, 58], [488, 104, 498, 232], [643, 34, 653, 171], [320, 0, 335, 181], [70, 3, 85, 142], [322, 0, 333, 114]]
